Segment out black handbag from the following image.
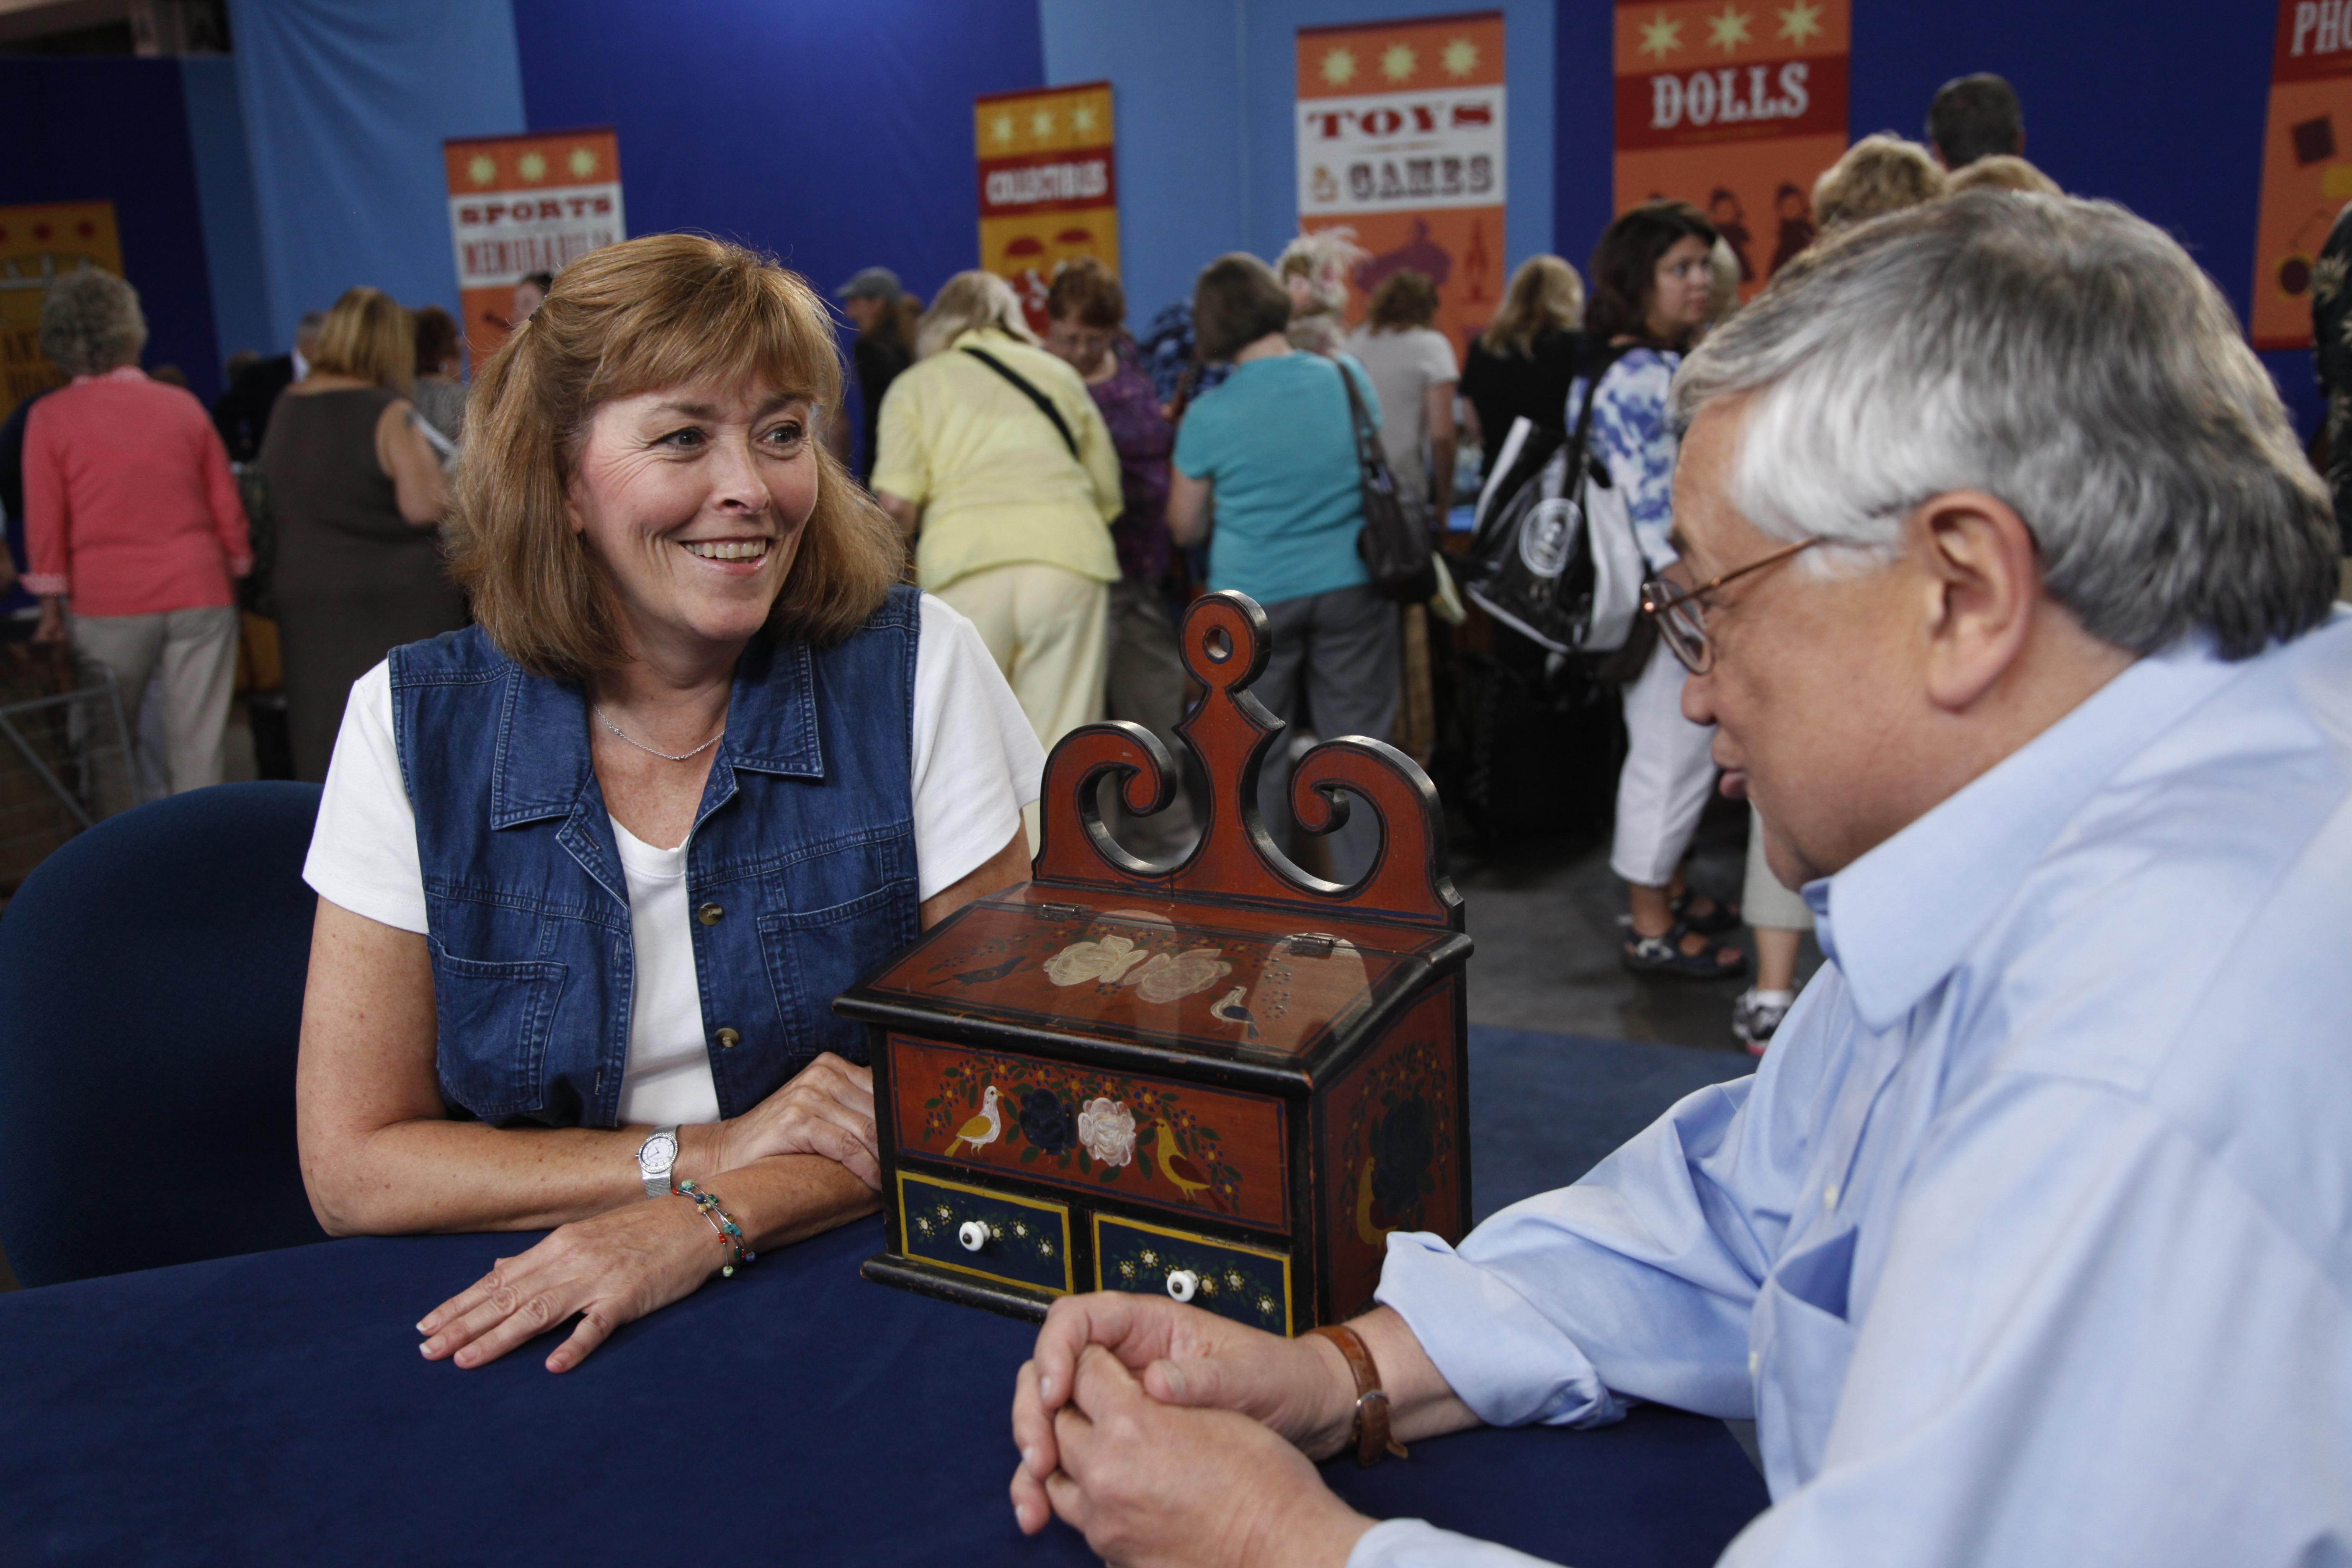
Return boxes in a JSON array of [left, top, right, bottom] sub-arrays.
[[1460, 341, 1645, 662], [1338, 362, 1437, 603]]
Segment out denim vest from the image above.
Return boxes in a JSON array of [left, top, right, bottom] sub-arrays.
[[389, 586, 921, 1127]]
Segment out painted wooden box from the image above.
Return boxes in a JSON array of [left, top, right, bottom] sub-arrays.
[[841, 591, 1473, 1333]]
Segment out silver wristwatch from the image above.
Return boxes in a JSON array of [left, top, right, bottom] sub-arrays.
[[636, 1124, 680, 1198]]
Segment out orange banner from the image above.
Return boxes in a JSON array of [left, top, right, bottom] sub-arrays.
[[444, 127, 625, 369], [2251, 1, 2352, 349], [0, 201, 123, 420], [1296, 11, 1506, 362], [976, 83, 1120, 335], [1613, 0, 1850, 296]]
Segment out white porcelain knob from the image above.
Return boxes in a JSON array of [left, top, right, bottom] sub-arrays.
[[1165, 1269, 1199, 1303], [958, 1220, 989, 1253]]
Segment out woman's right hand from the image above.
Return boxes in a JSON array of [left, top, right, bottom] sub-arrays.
[[31, 597, 66, 644], [704, 1051, 880, 1188]]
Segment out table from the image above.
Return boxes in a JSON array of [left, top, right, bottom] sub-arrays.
[[0, 1219, 1769, 1566]]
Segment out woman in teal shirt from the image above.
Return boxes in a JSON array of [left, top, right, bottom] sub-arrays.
[[1168, 253, 1398, 884]]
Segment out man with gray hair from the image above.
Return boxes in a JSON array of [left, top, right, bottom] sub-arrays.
[[1004, 193, 2351, 1565]]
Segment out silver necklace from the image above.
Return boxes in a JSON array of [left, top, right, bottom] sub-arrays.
[[593, 705, 722, 762]]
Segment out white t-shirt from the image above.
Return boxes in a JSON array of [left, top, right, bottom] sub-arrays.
[[1342, 324, 1460, 518], [302, 593, 1043, 1127]]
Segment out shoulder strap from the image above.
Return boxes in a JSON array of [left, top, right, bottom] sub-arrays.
[[962, 346, 1079, 459], [1565, 342, 1635, 481], [1335, 357, 1386, 472]]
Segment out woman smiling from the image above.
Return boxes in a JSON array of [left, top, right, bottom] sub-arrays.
[[294, 235, 1040, 1372]]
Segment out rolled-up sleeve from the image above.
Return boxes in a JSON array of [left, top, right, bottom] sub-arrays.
[[1377, 1068, 1785, 1430], [867, 374, 930, 505], [21, 402, 71, 597], [199, 418, 252, 577]]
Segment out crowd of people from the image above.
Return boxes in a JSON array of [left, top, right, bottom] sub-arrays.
[[0, 72, 2315, 1064]]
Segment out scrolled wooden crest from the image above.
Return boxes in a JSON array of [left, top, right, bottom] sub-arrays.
[[1031, 591, 1462, 931]]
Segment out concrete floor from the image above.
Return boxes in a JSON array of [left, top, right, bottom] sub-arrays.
[[1454, 792, 1821, 1056]]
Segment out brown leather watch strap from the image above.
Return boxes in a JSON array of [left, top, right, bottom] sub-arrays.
[[1309, 1322, 1410, 1467]]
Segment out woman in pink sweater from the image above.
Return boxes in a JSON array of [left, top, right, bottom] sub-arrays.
[[23, 269, 250, 793]]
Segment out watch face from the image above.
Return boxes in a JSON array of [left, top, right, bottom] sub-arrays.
[[641, 1132, 678, 1169]]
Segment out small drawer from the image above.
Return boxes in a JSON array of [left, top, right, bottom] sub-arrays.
[[1093, 1213, 1292, 1334], [899, 1170, 1073, 1295]]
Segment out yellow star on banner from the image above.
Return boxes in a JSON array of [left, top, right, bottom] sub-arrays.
[[1380, 43, 1417, 82], [1442, 37, 1479, 77], [1637, 12, 1684, 60], [1072, 103, 1098, 134], [1030, 108, 1056, 138], [517, 151, 547, 182], [1776, 0, 1824, 44], [1707, 5, 1753, 54], [567, 147, 597, 178], [1320, 46, 1357, 86], [990, 112, 1016, 145], [467, 155, 495, 186]]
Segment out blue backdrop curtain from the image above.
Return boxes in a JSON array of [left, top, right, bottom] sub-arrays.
[[225, 0, 527, 348], [0, 57, 224, 404], [510, 0, 1044, 307]]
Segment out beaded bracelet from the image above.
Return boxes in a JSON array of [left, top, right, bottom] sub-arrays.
[[673, 1178, 757, 1277]]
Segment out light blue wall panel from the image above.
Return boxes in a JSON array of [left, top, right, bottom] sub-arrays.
[[226, 0, 526, 347], [1042, 0, 1554, 325], [180, 56, 273, 364], [1039, 0, 1251, 322]]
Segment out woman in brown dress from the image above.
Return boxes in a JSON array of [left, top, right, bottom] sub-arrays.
[[259, 286, 464, 780]]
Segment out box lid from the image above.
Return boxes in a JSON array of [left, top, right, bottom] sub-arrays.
[[838, 591, 1472, 1081], [845, 881, 1466, 1066]]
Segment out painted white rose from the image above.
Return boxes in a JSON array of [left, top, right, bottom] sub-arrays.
[[1044, 935, 1150, 987], [1128, 946, 1233, 1004], [1076, 1097, 1136, 1166]]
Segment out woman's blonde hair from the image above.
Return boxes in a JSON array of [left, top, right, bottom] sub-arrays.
[[1479, 255, 1583, 357], [310, 287, 415, 395], [449, 233, 904, 678], [1943, 154, 2061, 197], [1812, 134, 1947, 235], [916, 270, 1035, 358]]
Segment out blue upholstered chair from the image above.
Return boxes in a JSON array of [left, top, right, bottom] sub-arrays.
[[0, 781, 330, 1287]]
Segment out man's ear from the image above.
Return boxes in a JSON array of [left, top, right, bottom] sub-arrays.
[[1913, 489, 2040, 712]]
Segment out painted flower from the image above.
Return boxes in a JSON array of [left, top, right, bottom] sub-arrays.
[[1128, 946, 1233, 1003], [1076, 1097, 1136, 1166], [1019, 1087, 1077, 1154], [1044, 935, 1150, 987]]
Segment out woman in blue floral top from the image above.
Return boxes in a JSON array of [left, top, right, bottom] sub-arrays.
[[1573, 201, 1748, 978]]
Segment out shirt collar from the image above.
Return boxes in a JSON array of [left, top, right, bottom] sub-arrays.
[[1810, 637, 2250, 1030], [487, 634, 825, 829], [71, 365, 149, 386]]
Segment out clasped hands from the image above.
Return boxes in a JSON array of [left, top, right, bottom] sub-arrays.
[[1009, 1292, 1380, 1568], [416, 1050, 878, 1374]]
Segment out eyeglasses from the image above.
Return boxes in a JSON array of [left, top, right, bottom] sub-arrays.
[[1640, 537, 1821, 674]]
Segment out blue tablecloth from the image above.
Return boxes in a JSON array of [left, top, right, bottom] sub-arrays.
[[0, 1218, 1769, 1565]]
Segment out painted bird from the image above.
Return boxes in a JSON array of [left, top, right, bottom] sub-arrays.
[[945, 1085, 1003, 1156], [1208, 985, 1259, 1039], [949, 957, 1025, 986], [1145, 1120, 1230, 1213]]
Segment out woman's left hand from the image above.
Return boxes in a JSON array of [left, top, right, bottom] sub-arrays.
[[416, 1194, 725, 1374]]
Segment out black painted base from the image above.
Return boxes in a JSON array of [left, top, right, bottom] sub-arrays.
[[860, 1253, 1055, 1323]]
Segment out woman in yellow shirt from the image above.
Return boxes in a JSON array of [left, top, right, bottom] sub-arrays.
[[871, 271, 1122, 844]]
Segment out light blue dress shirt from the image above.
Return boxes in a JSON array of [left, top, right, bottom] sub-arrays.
[[1356, 617, 2352, 1566]]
